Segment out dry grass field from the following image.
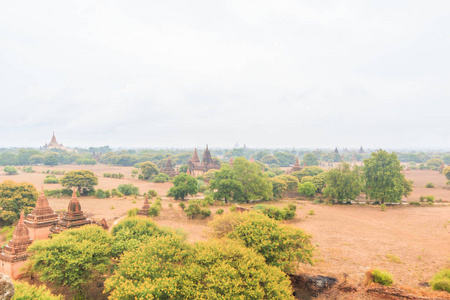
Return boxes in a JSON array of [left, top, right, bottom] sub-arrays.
[[1, 165, 449, 289]]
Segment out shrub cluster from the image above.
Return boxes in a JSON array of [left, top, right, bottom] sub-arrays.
[[22, 166, 35, 173], [153, 173, 170, 183], [42, 170, 65, 175], [118, 184, 139, 196], [44, 188, 76, 198], [252, 204, 296, 220], [103, 173, 124, 179], [111, 189, 124, 198], [371, 269, 394, 286], [43, 175, 59, 184], [95, 189, 111, 199], [148, 198, 162, 217], [419, 195, 435, 203], [184, 200, 211, 219], [430, 269, 450, 292], [146, 189, 157, 198]]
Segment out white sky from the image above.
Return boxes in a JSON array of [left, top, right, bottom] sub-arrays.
[[1, 1, 449, 149]]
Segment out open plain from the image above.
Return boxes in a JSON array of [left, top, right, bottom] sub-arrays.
[[1, 164, 449, 289]]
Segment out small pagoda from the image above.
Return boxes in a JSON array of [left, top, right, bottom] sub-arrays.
[[0, 212, 33, 279], [24, 187, 59, 240], [52, 188, 92, 233], [289, 158, 302, 173], [162, 156, 178, 177], [137, 196, 150, 217]]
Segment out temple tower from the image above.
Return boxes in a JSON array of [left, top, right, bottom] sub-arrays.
[[137, 196, 150, 217], [56, 189, 92, 230], [162, 156, 178, 177], [0, 212, 33, 279], [24, 187, 59, 240], [192, 148, 200, 164], [289, 157, 302, 173]]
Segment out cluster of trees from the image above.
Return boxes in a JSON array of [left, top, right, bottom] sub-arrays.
[[0, 181, 38, 224], [26, 212, 313, 299]]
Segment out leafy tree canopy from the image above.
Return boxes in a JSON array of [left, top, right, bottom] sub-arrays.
[[13, 281, 63, 300], [0, 180, 38, 224], [209, 165, 244, 203], [28, 225, 113, 293], [323, 162, 363, 203], [302, 153, 319, 166], [363, 150, 406, 204], [139, 161, 159, 180], [168, 173, 198, 200], [60, 170, 98, 195], [233, 158, 272, 202]]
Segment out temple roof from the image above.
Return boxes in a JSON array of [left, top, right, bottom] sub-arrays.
[[68, 188, 82, 213], [165, 156, 173, 169], [192, 148, 200, 163], [24, 187, 58, 227], [294, 157, 300, 167], [12, 212, 30, 242]]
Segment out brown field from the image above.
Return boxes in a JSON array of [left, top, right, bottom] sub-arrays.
[[1, 165, 450, 290]]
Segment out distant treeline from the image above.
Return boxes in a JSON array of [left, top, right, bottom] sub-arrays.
[[0, 147, 449, 168]]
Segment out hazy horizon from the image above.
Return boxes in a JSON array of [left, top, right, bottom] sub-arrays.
[[1, 1, 449, 149]]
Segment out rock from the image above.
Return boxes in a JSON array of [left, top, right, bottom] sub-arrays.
[[289, 273, 338, 298], [0, 272, 15, 300]]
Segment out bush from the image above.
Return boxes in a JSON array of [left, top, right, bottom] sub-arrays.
[[209, 212, 314, 272], [95, 189, 110, 199], [111, 189, 123, 198], [22, 166, 35, 173], [298, 182, 316, 198], [252, 204, 296, 221], [425, 182, 435, 188], [153, 173, 170, 183], [203, 195, 214, 206], [148, 199, 162, 217], [184, 200, 211, 219], [147, 189, 157, 198], [409, 201, 421, 206], [308, 210, 315, 216], [118, 184, 139, 196], [381, 204, 386, 211], [13, 281, 63, 300], [44, 175, 59, 184], [4, 166, 17, 175], [127, 208, 139, 217], [179, 202, 186, 210], [216, 209, 224, 215], [429, 269, 450, 292], [371, 269, 394, 286], [44, 188, 74, 198], [426, 195, 435, 202]]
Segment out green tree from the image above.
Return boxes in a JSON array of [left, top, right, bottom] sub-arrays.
[[426, 158, 443, 170], [302, 153, 319, 166], [43, 153, 59, 166], [268, 177, 287, 199], [301, 173, 326, 193], [105, 236, 294, 300], [139, 161, 159, 180], [111, 217, 177, 256], [179, 239, 295, 299], [29, 155, 44, 165], [131, 168, 138, 179], [168, 173, 198, 200], [442, 154, 450, 165], [28, 226, 113, 296], [13, 281, 63, 300], [209, 212, 313, 272], [364, 150, 406, 204], [233, 157, 272, 202], [323, 163, 362, 203], [291, 166, 325, 182], [273, 152, 296, 167], [0, 180, 38, 224], [60, 170, 98, 195], [3, 166, 18, 175], [275, 175, 299, 192], [153, 173, 170, 183], [444, 166, 450, 185], [260, 154, 280, 165], [298, 182, 316, 198], [117, 184, 139, 196], [209, 165, 244, 203]]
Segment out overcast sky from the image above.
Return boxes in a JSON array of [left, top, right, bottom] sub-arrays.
[[1, 1, 449, 149]]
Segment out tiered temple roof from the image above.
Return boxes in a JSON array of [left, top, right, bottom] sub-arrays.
[[188, 145, 220, 173], [290, 157, 302, 173], [162, 156, 178, 177], [56, 189, 92, 230], [24, 187, 59, 228], [0, 212, 33, 263], [137, 196, 150, 217], [229, 157, 234, 166]]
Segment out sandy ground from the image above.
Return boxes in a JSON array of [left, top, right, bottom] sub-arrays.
[[1, 166, 450, 288]]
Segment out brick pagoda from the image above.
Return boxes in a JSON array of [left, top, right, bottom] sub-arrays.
[[24, 187, 59, 240], [137, 196, 150, 217], [0, 212, 33, 279]]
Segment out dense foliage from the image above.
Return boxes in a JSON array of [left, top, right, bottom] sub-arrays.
[[59, 170, 98, 195], [12, 281, 62, 300], [0, 180, 38, 224], [168, 173, 198, 200]]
